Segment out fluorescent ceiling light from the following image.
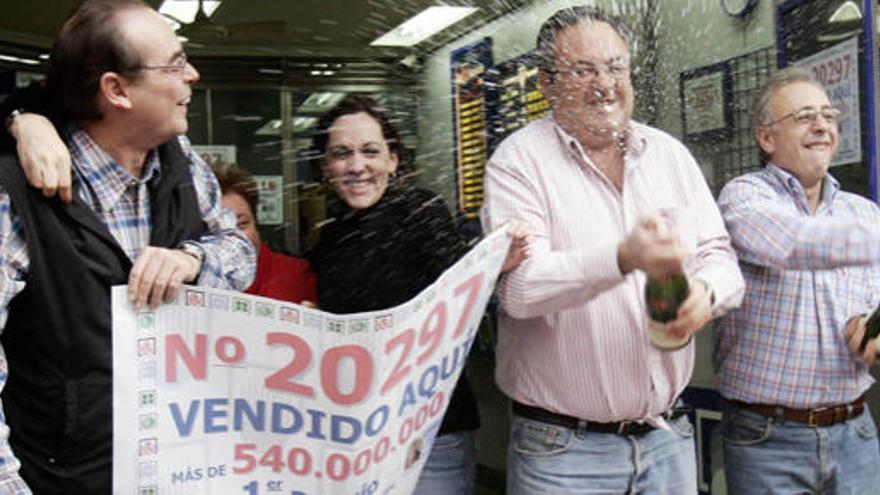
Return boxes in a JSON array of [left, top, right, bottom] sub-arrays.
[[159, 0, 222, 24], [253, 118, 317, 136], [221, 114, 263, 122], [371, 6, 478, 47], [293, 117, 318, 133], [0, 54, 40, 65], [254, 119, 280, 136], [829, 1, 861, 23], [299, 92, 346, 113], [816, 30, 861, 43]]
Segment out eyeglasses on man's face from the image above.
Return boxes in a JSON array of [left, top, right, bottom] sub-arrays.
[[550, 59, 630, 84], [762, 107, 842, 127], [138, 53, 189, 75]]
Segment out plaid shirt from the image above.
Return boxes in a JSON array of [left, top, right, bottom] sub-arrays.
[[716, 164, 880, 408], [0, 129, 255, 492]]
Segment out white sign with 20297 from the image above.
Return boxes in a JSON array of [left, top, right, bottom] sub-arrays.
[[797, 36, 861, 166], [112, 227, 510, 495]]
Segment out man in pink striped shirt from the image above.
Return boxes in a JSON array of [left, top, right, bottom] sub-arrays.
[[481, 7, 744, 494]]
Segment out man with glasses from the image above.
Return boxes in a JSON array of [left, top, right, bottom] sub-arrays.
[[0, 0, 255, 492], [481, 7, 744, 493], [716, 66, 880, 493]]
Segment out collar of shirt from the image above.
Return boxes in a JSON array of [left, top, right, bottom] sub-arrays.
[[66, 126, 163, 213], [549, 115, 648, 166], [764, 162, 840, 215]]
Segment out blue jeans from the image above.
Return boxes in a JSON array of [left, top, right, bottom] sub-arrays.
[[722, 403, 880, 494], [412, 430, 476, 495], [506, 411, 697, 494]]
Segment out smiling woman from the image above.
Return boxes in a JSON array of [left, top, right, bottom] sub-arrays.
[[306, 95, 482, 494], [321, 111, 400, 211]]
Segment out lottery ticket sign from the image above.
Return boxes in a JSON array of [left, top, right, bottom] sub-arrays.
[[191, 145, 237, 168], [112, 227, 511, 494], [451, 38, 492, 220], [492, 53, 549, 142], [796, 37, 861, 166], [252, 175, 283, 226]]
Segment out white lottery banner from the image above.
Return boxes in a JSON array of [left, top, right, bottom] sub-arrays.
[[112, 227, 511, 495]]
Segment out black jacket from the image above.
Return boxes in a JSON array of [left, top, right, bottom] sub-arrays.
[[308, 186, 480, 434], [0, 140, 207, 494]]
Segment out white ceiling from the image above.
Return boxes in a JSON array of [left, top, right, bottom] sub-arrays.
[[0, 0, 530, 59], [0, 0, 530, 89]]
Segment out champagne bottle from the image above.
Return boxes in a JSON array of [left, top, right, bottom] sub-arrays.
[[645, 274, 690, 350], [859, 302, 880, 353]]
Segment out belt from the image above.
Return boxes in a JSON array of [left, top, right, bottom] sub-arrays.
[[726, 396, 865, 428], [511, 401, 686, 436]]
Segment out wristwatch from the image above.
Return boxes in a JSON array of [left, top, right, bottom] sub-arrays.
[[178, 242, 205, 274], [4, 109, 24, 131]]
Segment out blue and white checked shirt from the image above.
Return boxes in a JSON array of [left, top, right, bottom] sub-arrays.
[[0, 128, 255, 493], [716, 163, 880, 408]]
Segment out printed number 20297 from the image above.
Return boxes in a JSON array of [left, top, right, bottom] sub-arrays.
[[264, 272, 485, 404]]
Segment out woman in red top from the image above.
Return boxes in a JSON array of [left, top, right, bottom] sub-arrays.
[[213, 164, 317, 305]]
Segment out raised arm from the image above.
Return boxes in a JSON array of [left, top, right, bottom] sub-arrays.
[[182, 136, 256, 289], [719, 175, 880, 271], [6, 114, 71, 203], [2, 85, 72, 203]]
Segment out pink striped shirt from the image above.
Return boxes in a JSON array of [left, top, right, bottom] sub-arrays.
[[481, 117, 744, 423]]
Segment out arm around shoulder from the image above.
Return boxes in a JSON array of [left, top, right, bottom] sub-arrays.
[[183, 139, 256, 290]]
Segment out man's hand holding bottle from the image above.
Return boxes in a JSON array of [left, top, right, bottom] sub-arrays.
[[619, 215, 713, 350], [845, 311, 880, 366]]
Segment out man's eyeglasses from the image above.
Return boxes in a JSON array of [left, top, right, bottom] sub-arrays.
[[138, 53, 189, 75], [550, 60, 630, 83], [762, 107, 842, 127]]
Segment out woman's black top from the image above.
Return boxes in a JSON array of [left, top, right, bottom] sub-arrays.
[[308, 186, 480, 435]]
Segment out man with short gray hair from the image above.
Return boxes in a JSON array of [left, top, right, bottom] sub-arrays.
[[717, 66, 880, 493]]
